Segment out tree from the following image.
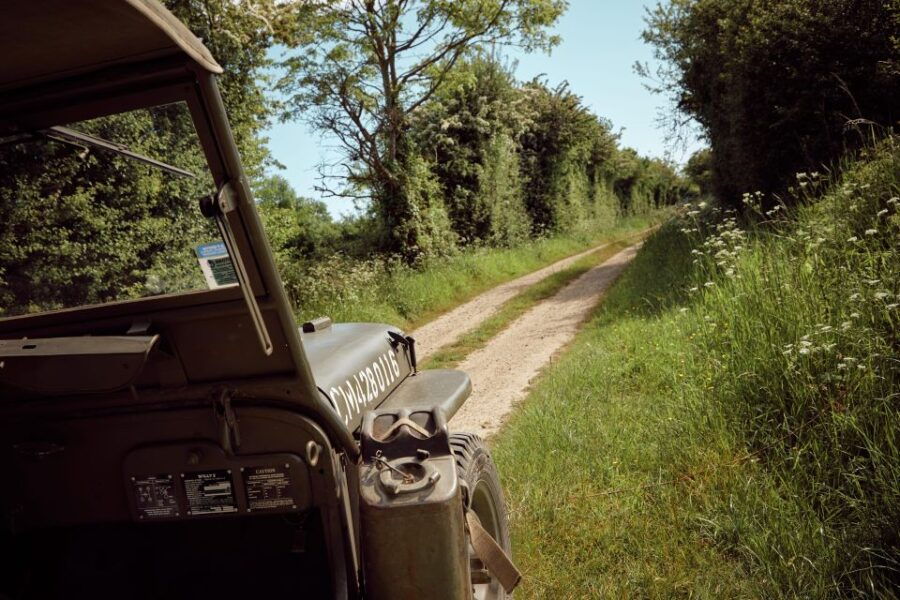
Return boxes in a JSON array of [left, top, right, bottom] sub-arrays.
[[683, 147, 712, 198], [254, 175, 339, 259], [412, 56, 530, 245], [278, 0, 566, 259], [642, 0, 900, 207], [517, 80, 615, 232]]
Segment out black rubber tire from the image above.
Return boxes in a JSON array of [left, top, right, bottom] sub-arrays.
[[450, 432, 512, 600]]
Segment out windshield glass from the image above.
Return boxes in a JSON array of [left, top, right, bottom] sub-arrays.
[[0, 102, 227, 319]]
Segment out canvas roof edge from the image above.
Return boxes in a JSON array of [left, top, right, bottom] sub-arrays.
[[0, 0, 222, 94]]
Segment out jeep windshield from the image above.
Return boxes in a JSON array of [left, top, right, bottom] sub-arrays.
[[0, 101, 228, 319]]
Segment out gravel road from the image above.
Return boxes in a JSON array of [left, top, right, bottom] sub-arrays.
[[448, 243, 642, 439], [411, 242, 618, 361]]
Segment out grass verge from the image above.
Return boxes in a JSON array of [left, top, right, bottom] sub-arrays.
[[288, 212, 668, 328], [491, 139, 899, 598]]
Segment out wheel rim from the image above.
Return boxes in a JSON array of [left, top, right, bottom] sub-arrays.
[[469, 478, 505, 600]]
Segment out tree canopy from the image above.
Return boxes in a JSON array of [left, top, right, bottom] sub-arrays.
[[642, 0, 900, 207], [277, 0, 567, 258]]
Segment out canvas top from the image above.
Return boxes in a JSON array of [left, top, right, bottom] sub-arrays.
[[0, 0, 222, 92]]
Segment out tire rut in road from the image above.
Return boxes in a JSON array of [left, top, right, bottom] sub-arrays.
[[448, 243, 642, 439], [411, 242, 617, 362]]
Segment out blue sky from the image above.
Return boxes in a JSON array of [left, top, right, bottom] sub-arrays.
[[263, 1, 704, 218]]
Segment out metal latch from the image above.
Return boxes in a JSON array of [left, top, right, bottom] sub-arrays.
[[387, 331, 417, 374], [214, 389, 241, 455]]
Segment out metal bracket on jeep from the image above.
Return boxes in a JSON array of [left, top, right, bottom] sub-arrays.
[[199, 181, 273, 356]]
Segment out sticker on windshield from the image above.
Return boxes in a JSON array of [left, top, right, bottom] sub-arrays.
[[195, 242, 238, 289]]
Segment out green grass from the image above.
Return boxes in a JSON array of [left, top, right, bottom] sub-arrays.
[[287, 213, 668, 329], [423, 231, 651, 370], [492, 139, 900, 598]]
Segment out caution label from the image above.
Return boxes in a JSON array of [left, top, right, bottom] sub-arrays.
[[243, 465, 295, 512]]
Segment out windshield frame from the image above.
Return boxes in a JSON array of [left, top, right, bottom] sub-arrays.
[[0, 56, 268, 323], [0, 54, 360, 462]]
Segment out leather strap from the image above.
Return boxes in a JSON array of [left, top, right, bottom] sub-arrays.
[[465, 509, 522, 594]]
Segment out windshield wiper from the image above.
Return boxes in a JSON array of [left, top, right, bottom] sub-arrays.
[[0, 126, 196, 179], [42, 126, 196, 179]]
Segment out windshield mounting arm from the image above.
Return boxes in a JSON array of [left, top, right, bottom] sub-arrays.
[[200, 181, 273, 356]]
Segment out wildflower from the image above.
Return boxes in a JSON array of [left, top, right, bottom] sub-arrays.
[[840, 321, 852, 330], [679, 307, 688, 313], [875, 292, 891, 300], [698, 201, 708, 209], [847, 236, 858, 243], [689, 287, 699, 293], [800, 340, 813, 348], [799, 348, 810, 355], [837, 363, 847, 370], [877, 209, 888, 217], [865, 229, 878, 236], [850, 312, 860, 319], [704, 281, 714, 288], [888, 303, 899, 310], [857, 365, 866, 371], [866, 279, 880, 285], [888, 197, 899, 205]]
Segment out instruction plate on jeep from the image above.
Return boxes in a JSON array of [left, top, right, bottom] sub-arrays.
[[183, 470, 237, 515], [131, 474, 179, 519]]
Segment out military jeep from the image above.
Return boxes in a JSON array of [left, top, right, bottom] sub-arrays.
[[0, 2, 518, 598]]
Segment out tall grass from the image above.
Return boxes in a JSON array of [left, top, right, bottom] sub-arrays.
[[493, 138, 899, 597], [282, 213, 665, 328]]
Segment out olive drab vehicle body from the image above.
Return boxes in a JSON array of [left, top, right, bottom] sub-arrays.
[[0, 2, 518, 599]]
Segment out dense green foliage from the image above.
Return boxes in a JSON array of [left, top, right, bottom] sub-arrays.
[[0, 107, 214, 316], [278, 0, 567, 258], [277, 1, 687, 260], [495, 138, 900, 597], [1, 1, 685, 317], [643, 0, 900, 207]]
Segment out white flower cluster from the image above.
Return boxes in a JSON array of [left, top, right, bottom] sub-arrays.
[[694, 215, 746, 278]]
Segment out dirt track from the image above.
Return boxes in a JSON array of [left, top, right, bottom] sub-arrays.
[[411, 242, 618, 361], [446, 243, 642, 439]]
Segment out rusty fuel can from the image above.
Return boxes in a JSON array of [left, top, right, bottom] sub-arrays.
[[358, 407, 471, 600]]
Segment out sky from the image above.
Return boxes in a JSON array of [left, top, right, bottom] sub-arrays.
[[262, 1, 705, 218]]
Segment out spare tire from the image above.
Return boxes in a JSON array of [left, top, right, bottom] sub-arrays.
[[450, 432, 512, 600]]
